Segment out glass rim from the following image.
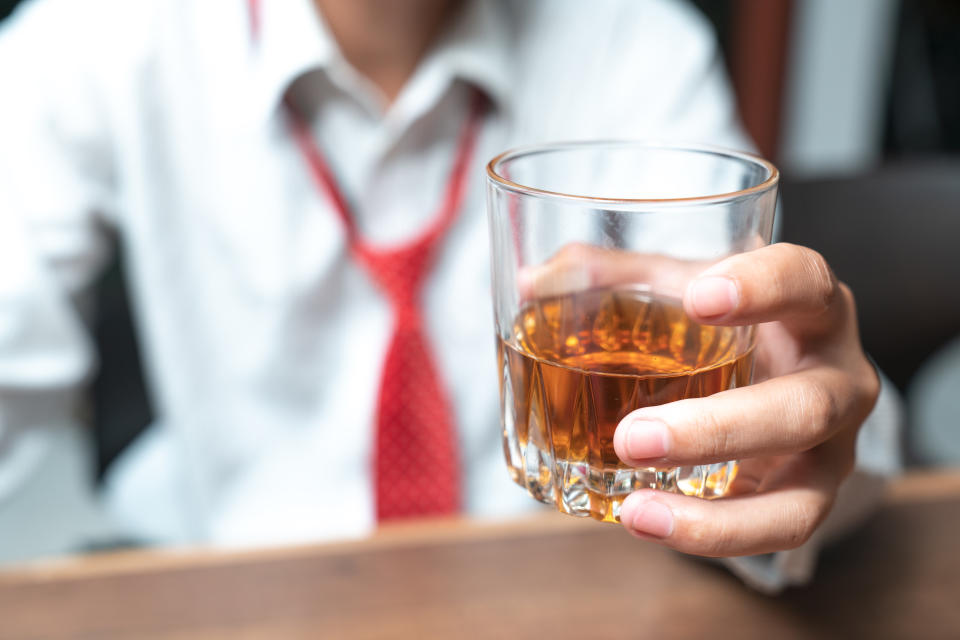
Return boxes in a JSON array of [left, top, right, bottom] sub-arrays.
[[486, 140, 780, 206]]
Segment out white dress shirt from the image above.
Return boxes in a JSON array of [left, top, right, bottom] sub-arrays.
[[0, 0, 899, 587]]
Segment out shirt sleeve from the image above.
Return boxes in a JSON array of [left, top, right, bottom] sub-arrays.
[[0, 0, 118, 560]]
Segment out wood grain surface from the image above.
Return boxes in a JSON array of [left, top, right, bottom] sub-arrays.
[[2, 471, 959, 639]]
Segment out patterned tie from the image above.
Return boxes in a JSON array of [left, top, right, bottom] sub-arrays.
[[285, 90, 486, 521]]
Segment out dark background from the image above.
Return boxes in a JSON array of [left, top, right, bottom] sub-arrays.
[[2, 0, 958, 471], [691, 0, 960, 157]]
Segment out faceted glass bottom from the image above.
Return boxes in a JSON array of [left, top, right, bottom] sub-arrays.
[[504, 438, 737, 523], [495, 288, 751, 522]]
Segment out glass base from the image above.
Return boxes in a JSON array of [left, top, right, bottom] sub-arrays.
[[505, 442, 738, 523]]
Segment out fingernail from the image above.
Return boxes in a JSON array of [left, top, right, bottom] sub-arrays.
[[622, 495, 674, 538], [617, 418, 670, 461], [689, 276, 739, 318]]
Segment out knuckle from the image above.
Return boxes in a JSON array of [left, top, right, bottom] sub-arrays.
[[858, 359, 881, 413], [686, 402, 730, 461], [795, 378, 839, 444], [837, 447, 857, 480], [782, 496, 827, 550], [798, 247, 839, 314], [784, 513, 815, 550], [837, 281, 857, 309], [685, 514, 734, 557]]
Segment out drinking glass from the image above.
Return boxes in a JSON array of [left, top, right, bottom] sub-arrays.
[[486, 142, 779, 522]]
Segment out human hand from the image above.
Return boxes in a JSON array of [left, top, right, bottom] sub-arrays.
[[608, 242, 879, 556]]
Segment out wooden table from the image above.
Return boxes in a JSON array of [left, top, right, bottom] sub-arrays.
[[2, 471, 959, 639]]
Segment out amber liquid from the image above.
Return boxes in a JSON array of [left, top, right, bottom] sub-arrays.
[[496, 287, 754, 522]]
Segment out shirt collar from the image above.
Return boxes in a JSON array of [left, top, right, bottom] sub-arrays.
[[248, 0, 335, 124], [422, 0, 513, 113], [247, 0, 513, 125]]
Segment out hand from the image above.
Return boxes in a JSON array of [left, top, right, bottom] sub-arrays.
[[611, 243, 879, 556]]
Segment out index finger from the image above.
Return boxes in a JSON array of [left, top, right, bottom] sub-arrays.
[[683, 243, 843, 330]]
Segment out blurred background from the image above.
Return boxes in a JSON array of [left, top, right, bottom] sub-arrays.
[[0, 0, 957, 557]]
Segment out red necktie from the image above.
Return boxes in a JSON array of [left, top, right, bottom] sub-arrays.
[[285, 90, 486, 521]]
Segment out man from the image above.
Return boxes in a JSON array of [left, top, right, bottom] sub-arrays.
[[0, 0, 898, 590]]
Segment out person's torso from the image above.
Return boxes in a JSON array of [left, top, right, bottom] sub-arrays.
[[95, 0, 740, 545]]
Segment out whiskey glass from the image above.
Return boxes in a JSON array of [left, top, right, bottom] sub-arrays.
[[486, 142, 779, 522]]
